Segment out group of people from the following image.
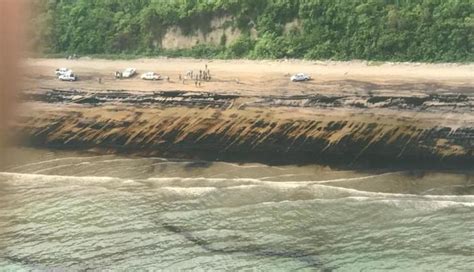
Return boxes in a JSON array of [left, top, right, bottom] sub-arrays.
[[178, 64, 212, 87], [106, 64, 213, 87], [66, 54, 79, 60]]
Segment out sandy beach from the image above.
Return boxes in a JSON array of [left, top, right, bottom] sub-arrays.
[[23, 58, 473, 95]]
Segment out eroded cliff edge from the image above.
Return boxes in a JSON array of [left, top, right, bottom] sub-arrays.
[[14, 85, 474, 169]]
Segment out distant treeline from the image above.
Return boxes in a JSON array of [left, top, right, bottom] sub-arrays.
[[30, 0, 473, 62]]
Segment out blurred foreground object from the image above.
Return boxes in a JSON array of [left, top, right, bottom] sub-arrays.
[[0, 0, 24, 162]]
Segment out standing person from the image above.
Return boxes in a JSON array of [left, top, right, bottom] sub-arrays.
[[98, 77, 102, 84]]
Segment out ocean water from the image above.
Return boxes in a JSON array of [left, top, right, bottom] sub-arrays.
[[0, 148, 473, 271]]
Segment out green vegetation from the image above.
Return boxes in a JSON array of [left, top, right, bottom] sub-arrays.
[[30, 0, 473, 62]]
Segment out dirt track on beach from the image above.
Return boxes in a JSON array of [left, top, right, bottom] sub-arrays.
[[23, 58, 473, 96]]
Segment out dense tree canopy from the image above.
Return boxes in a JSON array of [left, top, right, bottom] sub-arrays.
[[30, 0, 473, 62]]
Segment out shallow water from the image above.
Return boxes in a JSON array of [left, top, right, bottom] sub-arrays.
[[0, 148, 473, 271]]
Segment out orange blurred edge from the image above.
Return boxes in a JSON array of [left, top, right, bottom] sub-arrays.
[[0, 0, 26, 167]]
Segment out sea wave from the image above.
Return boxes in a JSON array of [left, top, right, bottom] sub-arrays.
[[1, 172, 473, 207]]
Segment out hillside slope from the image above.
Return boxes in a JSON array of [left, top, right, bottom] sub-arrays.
[[30, 0, 473, 62]]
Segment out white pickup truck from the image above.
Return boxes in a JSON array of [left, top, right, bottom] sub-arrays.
[[122, 68, 136, 78], [55, 68, 72, 76], [290, 73, 311, 82], [58, 72, 77, 81], [141, 72, 161, 80]]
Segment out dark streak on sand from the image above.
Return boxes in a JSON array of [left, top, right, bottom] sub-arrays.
[[20, 88, 474, 113], [13, 86, 474, 170]]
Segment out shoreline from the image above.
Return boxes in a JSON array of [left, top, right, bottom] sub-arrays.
[[15, 143, 474, 171]]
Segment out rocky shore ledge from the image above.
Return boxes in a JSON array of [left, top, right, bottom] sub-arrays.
[[15, 86, 473, 169]]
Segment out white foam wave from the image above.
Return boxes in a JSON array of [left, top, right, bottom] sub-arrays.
[[32, 162, 92, 174], [144, 171, 403, 186], [159, 186, 218, 196], [259, 173, 308, 180], [1, 172, 473, 204], [312, 171, 407, 184], [219, 161, 285, 170], [6, 156, 110, 171], [375, 198, 474, 209], [0, 171, 128, 184]]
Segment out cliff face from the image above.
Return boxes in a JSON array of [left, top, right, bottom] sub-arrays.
[[15, 89, 474, 169], [160, 16, 244, 49]]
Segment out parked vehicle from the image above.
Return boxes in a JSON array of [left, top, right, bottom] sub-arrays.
[[290, 73, 311, 82], [55, 68, 72, 76], [141, 72, 161, 80], [122, 68, 136, 78], [58, 72, 77, 81]]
